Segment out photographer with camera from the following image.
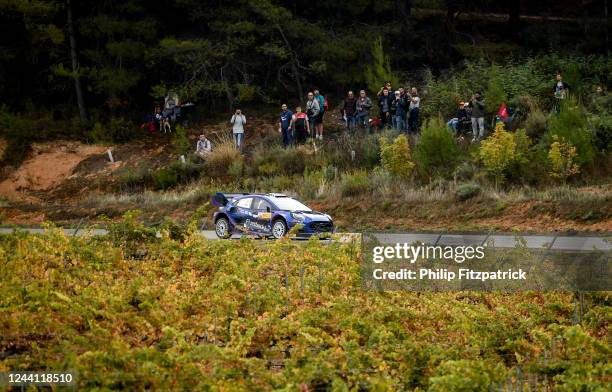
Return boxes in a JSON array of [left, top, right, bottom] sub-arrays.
[[230, 108, 247, 150]]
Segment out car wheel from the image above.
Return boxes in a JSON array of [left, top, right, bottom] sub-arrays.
[[271, 219, 288, 239], [215, 217, 232, 239]]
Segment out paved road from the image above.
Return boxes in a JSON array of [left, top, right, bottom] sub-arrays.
[[0, 227, 610, 251]]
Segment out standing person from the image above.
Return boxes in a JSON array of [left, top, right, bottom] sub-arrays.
[[341, 90, 357, 132], [314, 89, 326, 140], [470, 92, 486, 142], [355, 90, 372, 133], [278, 104, 293, 148], [230, 108, 246, 150], [378, 88, 393, 128], [195, 134, 212, 159], [306, 92, 320, 140], [391, 90, 407, 132], [553, 73, 570, 100], [408, 87, 421, 133], [290, 106, 310, 145]]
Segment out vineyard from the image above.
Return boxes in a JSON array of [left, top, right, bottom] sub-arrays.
[[0, 215, 609, 391]]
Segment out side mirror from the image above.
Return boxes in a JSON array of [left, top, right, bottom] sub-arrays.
[[228, 206, 237, 213], [266, 206, 271, 213]]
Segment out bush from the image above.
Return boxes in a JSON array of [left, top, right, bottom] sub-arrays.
[[172, 125, 191, 155], [414, 118, 460, 178], [455, 183, 481, 201], [205, 141, 243, 178], [251, 144, 312, 176], [479, 122, 517, 186], [88, 117, 137, 143], [429, 360, 506, 392], [151, 160, 203, 190], [454, 162, 476, 181], [524, 110, 548, 140], [380, 134, 414, 179], [328, 133, 380, 169], [547, 97, 594, 166], [548, 135, 580, 182], [340, 171, 372, 197]]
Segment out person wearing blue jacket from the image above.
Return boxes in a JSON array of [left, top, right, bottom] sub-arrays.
[[278, 104, 293, 148]]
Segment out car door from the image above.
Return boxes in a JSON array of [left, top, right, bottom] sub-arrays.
[[251, 197, 273, 235], [233, 197, 253, 229]]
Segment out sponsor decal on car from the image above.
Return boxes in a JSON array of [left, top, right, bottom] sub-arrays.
[[244, 219, 270, 233]]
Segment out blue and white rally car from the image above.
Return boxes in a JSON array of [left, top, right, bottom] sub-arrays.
[[212, 193, 334, 239]]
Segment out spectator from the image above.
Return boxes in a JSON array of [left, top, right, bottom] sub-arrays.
[[230, 108, 246, 150], [278, 104, 293, 148], [306, 92, 320, 139], [378, 81, 393, 96], [470, 92, 486, 142], [408, 87, 420, 133], [391, 90, 407, 132], [195, 134, 212, 159], [290, 106, 310, 145], [355, 90, 372, 133], [314, 89, 326, 140], [341, 90, 357, 132], [398, 87, 406, 99], [447, 101, 468, 134], [378, 88, 393, 127], [553, 73, 570, 100]]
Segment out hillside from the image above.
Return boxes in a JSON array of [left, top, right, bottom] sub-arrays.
[[1, 117, 610, 233]]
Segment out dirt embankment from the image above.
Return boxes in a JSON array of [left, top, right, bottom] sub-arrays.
[[0, 142, 109, 203]]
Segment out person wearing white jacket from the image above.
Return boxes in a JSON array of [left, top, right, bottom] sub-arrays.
[[230, 109, 246, 149]]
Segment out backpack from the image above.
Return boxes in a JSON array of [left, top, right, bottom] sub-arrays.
[[323, 97, 329, 111]]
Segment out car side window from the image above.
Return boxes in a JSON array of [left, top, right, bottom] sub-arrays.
[[252, 198, 272, 212], [236, 197, 252, 209]]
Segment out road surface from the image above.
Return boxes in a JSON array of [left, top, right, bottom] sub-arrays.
[[0, 227, 610, 251]]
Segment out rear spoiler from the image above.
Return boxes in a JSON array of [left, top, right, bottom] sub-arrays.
[[211, 192, 250, 207]]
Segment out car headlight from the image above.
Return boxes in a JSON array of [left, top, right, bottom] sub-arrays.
[[291, 212, 305, 222]]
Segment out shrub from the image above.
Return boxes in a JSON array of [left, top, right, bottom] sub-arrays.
[[380, 134, 414, 179], [524, 110, 548, 140], [88, 117, 137, 143], [485, 65, 508, 117], [414, 118, 460, 178], [454, 162, 476, 181], [547, 97, 594, 166], [205, 141, 243, 178], [479, 122, 517, 186], [340, 171, 372, 197], [329, 133, 380, 169], [429, 360, 506, 392], [151, 161, 202, 190], [252, 144, 311, 176], [455, 183, 481, 201], [172, 125, 191, 155], [548, 135, 580, 182]]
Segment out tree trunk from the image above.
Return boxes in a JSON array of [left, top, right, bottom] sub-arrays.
[[276, 24, 303, 102], [66, 0, 87, 125]]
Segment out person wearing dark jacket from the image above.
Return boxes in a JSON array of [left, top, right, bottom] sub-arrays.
[[341, 90, 357, 132], [355, 90, 373, 133], [378, 88, 393, 127], [391, 90, 407, 132], [447, 101, 469, 134]]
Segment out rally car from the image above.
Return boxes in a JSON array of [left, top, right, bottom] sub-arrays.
[[212, 193, 334, 239]]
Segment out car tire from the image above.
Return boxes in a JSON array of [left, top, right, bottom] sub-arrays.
[[271, 219, 288, 239], [215, 217, 233, 239]]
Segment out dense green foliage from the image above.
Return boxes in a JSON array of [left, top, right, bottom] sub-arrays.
[[0, 220, 609, 390]]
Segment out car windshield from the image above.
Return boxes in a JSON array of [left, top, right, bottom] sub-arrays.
[[271, 197, 311, 212]]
